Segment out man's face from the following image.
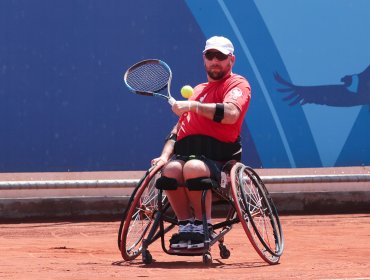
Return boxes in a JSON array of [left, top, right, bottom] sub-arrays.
[[203, 50, 235, 81]]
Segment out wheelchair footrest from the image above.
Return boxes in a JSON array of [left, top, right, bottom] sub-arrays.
[[166, 231, 226, 256], [168, 248, 208, 256]]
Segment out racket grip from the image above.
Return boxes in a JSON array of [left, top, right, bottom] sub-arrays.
[[168, 97, 176, 106]]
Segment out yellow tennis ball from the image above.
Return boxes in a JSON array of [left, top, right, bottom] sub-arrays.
[[181, 85, 193, 99]]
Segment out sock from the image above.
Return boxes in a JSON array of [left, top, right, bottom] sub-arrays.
[[178, 218, 194, 226], [194, 219, 212, 226]]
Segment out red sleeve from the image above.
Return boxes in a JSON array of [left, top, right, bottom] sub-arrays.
[[224, 81, 251, 112]]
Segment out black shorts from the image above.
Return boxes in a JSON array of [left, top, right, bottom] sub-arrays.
[[172, 154, 224, 183]]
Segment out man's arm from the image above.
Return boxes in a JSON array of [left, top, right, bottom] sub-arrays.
[[151, 123, 179, 165], [171, 101, 240, 124]]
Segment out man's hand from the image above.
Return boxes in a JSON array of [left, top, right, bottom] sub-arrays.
[[151, 156, 168, 166], [171, 101, 197, 117]]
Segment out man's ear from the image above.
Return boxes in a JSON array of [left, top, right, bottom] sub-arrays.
[[231, 55, 236, 66]]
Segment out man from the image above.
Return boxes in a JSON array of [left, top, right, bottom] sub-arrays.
[[152, 36, 251, 250]]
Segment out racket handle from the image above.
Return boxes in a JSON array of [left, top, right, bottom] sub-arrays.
[[168, 97, 176, 106]]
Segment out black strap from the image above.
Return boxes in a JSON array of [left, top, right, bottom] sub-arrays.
[[174, 134, 241, 161], [213, 103, 224, 123], [165, 133, 177, 142]]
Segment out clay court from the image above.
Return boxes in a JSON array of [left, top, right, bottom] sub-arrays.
[[1, 214, 369, 280], [1, 2, 370, 280]]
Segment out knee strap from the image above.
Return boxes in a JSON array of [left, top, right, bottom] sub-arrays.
[[185, 177, 218, 191], [155, 176, 178, 190]]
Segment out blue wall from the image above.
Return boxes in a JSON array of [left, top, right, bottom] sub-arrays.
[[0, 0, 369, 172]]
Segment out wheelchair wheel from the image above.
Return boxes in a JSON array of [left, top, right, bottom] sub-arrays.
[[230, 163, 284, 265], [118, 163, 165, 261]]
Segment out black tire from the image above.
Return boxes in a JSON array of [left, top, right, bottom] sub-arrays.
[[142, 250, 153, 265], [203, 253, 213, 266], [230, 163, 284, 265], [118, 163, 165, 261], [219, 244, 231, 259]]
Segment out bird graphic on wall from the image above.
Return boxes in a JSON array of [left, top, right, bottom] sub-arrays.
[[275, 65, 370, 108]]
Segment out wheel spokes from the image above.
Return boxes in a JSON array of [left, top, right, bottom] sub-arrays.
[[234, 164, 283, 262]]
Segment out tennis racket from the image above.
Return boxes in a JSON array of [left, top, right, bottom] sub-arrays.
[[124, 59, 176, 105]]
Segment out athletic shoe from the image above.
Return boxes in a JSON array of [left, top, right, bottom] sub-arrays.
[[187, 221, 217, 249], [170, 220, 193, 249]]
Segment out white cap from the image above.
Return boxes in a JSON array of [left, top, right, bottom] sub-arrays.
[[203, 36, 234, 55]]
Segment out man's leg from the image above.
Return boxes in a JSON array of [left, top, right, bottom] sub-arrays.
[[182, 159, 212, 221], [182, 159, 217, 249], [161, 159, 194, 220], [159, 159, 196, 249]]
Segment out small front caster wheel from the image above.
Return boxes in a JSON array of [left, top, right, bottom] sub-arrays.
[[219, 244, 231, 259], [202, 253, 212, 266]]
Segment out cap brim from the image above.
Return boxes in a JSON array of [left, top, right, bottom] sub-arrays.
[[203, 47, 232, 55]]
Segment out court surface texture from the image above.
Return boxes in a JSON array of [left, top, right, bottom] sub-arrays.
[[0, 214, 369, 280]]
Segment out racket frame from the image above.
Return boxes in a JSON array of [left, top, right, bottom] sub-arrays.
[[124, 59, 176, 105]]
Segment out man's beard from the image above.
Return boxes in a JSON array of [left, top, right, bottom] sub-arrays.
[[206, 65, 230, 80]]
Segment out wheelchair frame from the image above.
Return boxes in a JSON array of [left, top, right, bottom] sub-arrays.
[[117, 161, 284, 266]]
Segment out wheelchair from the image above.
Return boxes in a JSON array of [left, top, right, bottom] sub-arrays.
[[117, 160, 284, 266]]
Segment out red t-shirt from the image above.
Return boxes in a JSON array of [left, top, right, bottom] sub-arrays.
[[177, 73, 251, 143]]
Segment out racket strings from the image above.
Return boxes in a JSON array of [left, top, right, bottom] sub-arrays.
[[126, 64, 170, 93]]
